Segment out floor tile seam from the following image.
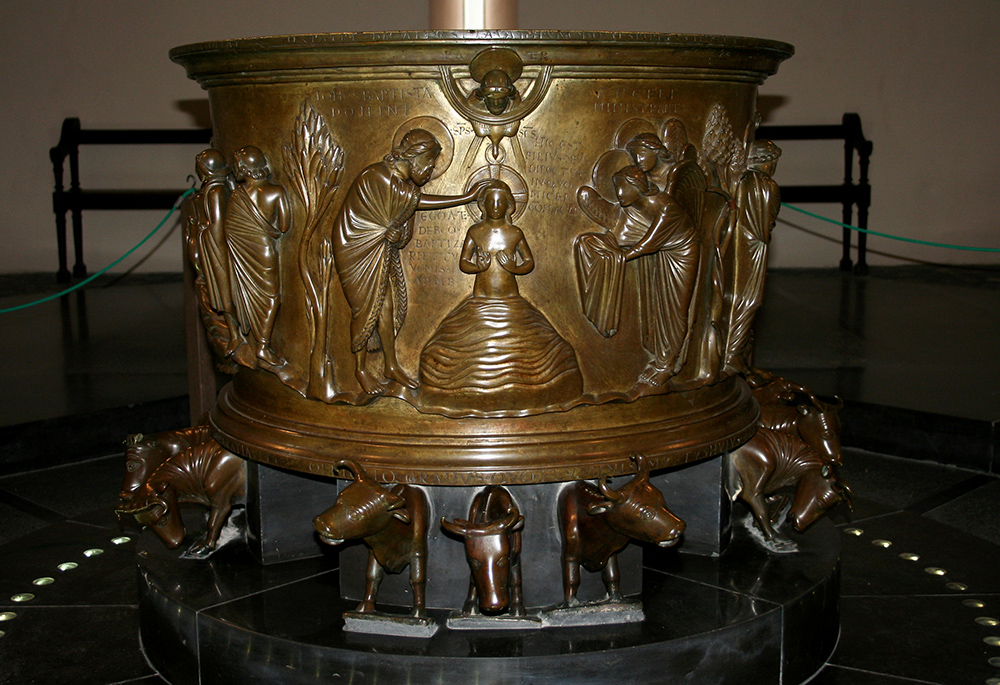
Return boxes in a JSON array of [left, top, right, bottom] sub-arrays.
[[838, 505, 1000, 550], [192, 565, 341, 613], [838, 592, 1000, 599], [905, 474, 997, 515], [642, 565, 784, 608], [0, 452, 123, 478], [0, 602, 139, 610], [836, 509, 904, 525], [818, 662, 944, 684], [0, 487, 67, 522]]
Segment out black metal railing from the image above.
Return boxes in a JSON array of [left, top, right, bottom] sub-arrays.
[[49, 117, 212, 282]]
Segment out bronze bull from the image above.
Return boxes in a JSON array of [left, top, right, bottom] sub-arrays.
[[559, 453, 685, 606], [728, 427, 852, 553], [442, 485, 525, 617], [116, 427, 246, 555], [313, 459, 430, 618]]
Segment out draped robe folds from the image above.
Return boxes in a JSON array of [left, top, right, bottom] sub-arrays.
[[332, 162, 420, 353], [574, 232, 626, 337], [225, 185, 282, 341], [727, 170, 780, 367], [196, 180, 232, 314], [628, 201, 700, 373]]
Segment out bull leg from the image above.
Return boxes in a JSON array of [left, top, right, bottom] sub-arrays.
[[766, 494, 790, 524], [509, 537, 525, 617], [602, 553, 623, 603], [409, 553, 427, 619], [462, 576, 479, 616], [744, 493, 780, 541], [197, 486, 238, 553], [737, 468, 782, 541], [562, 557, 581, 607], [357, 549, 383, 614]]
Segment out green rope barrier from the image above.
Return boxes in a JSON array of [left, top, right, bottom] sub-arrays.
[[781, 202, 1000, 253], [0, 188, 196, 315]]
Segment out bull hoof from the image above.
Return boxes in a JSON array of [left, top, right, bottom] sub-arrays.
[[761, 536, 799, 554], [179, 537, 216, 560]]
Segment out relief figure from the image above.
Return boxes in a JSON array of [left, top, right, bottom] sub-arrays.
[[331, 129, 485, 394], [440, 47, 553, 171], [665, 146, 727, 389], [185, 149, 237, 364], [224, 146, 291, 367], [576, 157, 701, 390], [419, 181, 582, 413], [724, 140, 782, 373]]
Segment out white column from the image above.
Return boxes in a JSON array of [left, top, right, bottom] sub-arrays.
[[428, 0, 518, 30]]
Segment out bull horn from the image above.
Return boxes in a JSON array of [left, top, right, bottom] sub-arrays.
[[834, 479, 854, 512], [441, 516, 469, 537], [598, 475, 624, 503], [834, 395, 844, 410], [496, 510, 522, 531], [334, 459, 364, 481], [630, 453, 650, 481], [124, 433, 143, 446]]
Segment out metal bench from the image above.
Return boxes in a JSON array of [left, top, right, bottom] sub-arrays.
[[758, 113, 873, 274], [49, 117, 212, 282]]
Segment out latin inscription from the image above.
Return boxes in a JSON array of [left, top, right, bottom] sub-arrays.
[[520, 129, 583, 216], [312, 86, 435, 118], [593, 87, 680, 116]]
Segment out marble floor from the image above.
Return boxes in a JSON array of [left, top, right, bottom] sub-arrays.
[[0, 265, 998, 683]]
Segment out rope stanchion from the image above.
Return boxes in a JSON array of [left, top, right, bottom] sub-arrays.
[[782, 202, 1000, 253], [1, 188, 196, 315]]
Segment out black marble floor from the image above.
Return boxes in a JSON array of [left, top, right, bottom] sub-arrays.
[[0, 265, 998, 683]]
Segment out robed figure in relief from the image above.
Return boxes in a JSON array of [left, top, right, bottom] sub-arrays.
[[725, 139, 782, 373], [224, 146, 291, 367], [186, 149, 237, 361], [331, 129, 485, 395]]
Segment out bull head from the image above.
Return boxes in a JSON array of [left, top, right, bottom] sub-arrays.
[[592, 453, 648, 510], [312, 459, 409, 545], [442, 511, 523, 614], [791, 464, 852, 531], [588, 453, 685, 547]]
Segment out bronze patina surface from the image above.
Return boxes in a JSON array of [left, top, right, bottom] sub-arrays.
[[173, 31, 793, 483]]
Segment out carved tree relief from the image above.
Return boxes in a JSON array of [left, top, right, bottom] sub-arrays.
[[281, 103, 345, 400]]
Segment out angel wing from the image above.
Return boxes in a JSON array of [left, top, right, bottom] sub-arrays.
[[667, 160, 707, 229]]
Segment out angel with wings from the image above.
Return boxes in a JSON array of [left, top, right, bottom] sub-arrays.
[[575, 135, 707, 390]]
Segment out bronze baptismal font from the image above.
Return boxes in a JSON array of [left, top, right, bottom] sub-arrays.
[[119, 30, 852, 683]]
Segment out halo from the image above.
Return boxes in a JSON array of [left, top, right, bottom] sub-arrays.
[[393, 116, 454, 181], [464, 164, 529, 221], [469, 47, 524, 84], [591, 149, 631, 201], [614, 118, 658, 150]]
